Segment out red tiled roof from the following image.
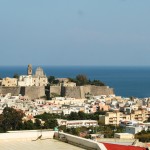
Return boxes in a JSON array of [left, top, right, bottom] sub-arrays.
[[102, 143, 146, 150]]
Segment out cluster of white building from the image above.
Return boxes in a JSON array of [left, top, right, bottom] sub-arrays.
[[0, 92, 150, 130], [57, 119, 98, 128], [0, 68, 150, 134]]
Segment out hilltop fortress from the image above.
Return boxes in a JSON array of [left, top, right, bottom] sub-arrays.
[[0, 65, 114, 99]]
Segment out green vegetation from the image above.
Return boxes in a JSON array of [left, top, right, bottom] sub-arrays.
[[35, 113, 59, 129], [46, 76, 60, 99], [0, 107, 124, 139], [59, 125, 124, 138], [0, 107, 107, 133], [47, 76, 59, 85], [47, 74, 105, 87], [69, 74, 105, 86], [135, 130, 150, 142], [51, 92, 60, 98], [13, 73, 19, 79], [0, 108, 59, 132], [148, 116, 150, 122], [48, 76, 55, 84], [67, 111, 107, 120], [0, 107, 24, 132], [45, 85, 50, 100]]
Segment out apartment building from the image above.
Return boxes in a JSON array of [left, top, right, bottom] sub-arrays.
[[99, 109, 150, 125], [99, 112, 131, 125], [57, 119, 98, 128]]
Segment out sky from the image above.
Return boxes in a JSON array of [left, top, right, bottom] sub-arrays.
[[0, 0, 150, 66]]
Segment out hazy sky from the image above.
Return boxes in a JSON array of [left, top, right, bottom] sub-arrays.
[[0, 0, 150, 66]]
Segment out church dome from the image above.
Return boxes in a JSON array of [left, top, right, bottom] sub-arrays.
[[35, 67, 45, 77]]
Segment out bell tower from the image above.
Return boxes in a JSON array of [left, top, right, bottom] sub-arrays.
[[27, 64, 32, 75]]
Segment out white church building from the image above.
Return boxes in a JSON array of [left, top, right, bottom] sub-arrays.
[[18, 64, 48, 87]]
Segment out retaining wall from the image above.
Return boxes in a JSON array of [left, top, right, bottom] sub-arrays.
[[55, 132, 106, 150]]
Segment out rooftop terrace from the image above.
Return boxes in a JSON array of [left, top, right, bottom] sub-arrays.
[[0, 139, 85, 150]]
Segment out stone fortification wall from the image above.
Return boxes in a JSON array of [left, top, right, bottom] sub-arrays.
[[90, 86, 114, 96], [62, 86, 81, 99], [0, 86, 113, 99], [50, 86, 61, 97], [21, 86, 45, 99], [0, 86, 21, 96], [0, 86, 46, 99], [82, 85, 91, 94], [50, 85, 114, 99], [63, 86, 114, 98]]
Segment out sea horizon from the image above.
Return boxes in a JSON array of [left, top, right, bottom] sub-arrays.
[[1, 66, 150, 98]]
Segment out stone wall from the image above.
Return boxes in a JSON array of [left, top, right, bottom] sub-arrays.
[[21, 86, 45, 99], [0, 86, 46, 99], [49, 85, 114, 99], [0, 86, 21, 96], [50, 86, 61, 97], [90, 86, 114, 96], [62, 86, 82, 99], [63, 86, 114, 99], [82, 85, 91, 95], [0, 85, 114, 99]]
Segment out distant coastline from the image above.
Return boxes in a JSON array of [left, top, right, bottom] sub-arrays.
[[1, 66, 150, 98]]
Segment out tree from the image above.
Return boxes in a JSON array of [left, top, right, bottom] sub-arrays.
[[48, 76, 59, 85], [90, 80, 105, 86], [35, 112, 60, 121], [35, 113, 59, 129], [69, 74, 105, 86], [2, 107, 24, 131], [48, 76, 55, 84], [0, 114, 4, 132], [34, 119, 42, 129], [68, 112, 79, 120], [147, 116, 150, 122], [71, 127, 80, 135], [76, 74, 88, 85], [22, 120, 35, 130], [135, 130, 150, 142], [13, 73, 19, 79], [78, 111, 86, 120], [44, 119, 58, 129]]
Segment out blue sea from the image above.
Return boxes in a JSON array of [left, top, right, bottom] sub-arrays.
[[1, 66, 150, 98]]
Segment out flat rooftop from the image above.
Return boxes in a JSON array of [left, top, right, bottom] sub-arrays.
[[0, 139, 85, 150]]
